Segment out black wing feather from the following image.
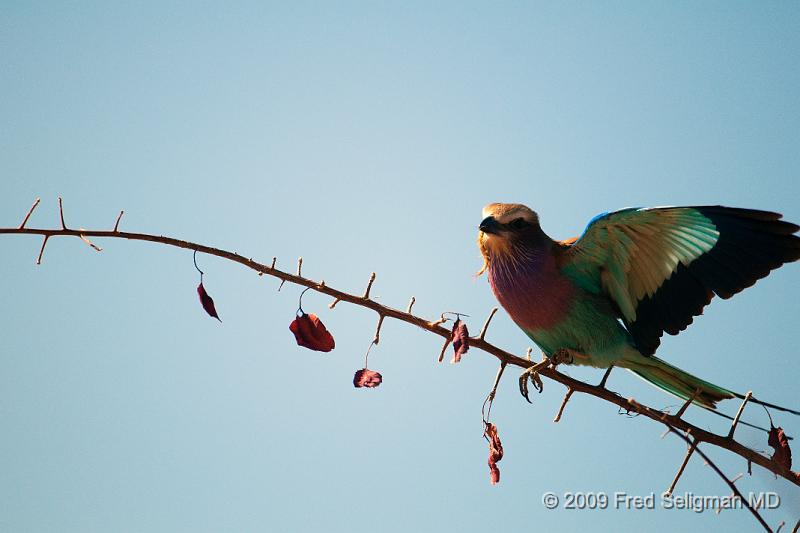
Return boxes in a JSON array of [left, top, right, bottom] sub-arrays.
[[628, 206, 800, 355]]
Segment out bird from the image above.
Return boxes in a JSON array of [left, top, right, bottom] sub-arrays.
[[477, 203, 800, 408]]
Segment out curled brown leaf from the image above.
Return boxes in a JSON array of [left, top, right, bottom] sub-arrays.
[[484, 422, 503, 485], [768, 426, 792, 471], [197, 282, 221, 322], [289, 313, 335, 352], [451, 319, 469, 364]]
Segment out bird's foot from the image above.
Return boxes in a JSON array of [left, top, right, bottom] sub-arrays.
[[518, 356, 550, 403], [518, 349, 579, 403]]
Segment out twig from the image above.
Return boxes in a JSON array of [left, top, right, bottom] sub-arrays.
[[1, 222, 798, 491], [553, 388, 575, 423], [113, 210, 124, 232], [478, 307, 498, 340], [363, 272, 376, 299], [728, 391, 753, 439], [19, 198, 40, 229], [666, 434, 698, 496]]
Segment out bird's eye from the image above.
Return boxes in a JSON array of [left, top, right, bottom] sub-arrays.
[[508, 218, 527, 230]]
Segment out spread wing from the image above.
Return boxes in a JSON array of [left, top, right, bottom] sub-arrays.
[[558, 206, 800, 355]]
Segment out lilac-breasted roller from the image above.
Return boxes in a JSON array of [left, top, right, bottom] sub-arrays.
[[478, 204, 800, 408]]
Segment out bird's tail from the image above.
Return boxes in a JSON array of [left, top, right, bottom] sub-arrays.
[[625, 356, 734, 409]]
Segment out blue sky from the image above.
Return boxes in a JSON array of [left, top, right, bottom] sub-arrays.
[[1, 2, 798, 532]]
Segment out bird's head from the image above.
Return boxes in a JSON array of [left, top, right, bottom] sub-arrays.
[[477, 203, 541, 275]]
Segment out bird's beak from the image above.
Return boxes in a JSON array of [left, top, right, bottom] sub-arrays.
[[479, 216, 501, 234]]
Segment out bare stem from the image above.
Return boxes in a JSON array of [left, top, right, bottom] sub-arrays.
[[666, 426, 773, 532], [1, 223, 798, 491]]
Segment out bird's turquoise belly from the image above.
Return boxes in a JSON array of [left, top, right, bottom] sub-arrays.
[[522, 294, 632, 368]]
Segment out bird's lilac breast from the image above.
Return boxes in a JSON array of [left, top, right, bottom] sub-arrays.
[[488, 252, 575, 331]]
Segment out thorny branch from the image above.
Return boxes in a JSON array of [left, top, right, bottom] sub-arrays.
[[2, 201, 799, 530], [665, 427, 774, 532]]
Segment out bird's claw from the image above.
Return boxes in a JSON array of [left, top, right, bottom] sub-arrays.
[[518, 349, 576, 402], [518, 358, 549, 403]]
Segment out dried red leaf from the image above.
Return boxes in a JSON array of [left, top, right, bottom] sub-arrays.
[[289, 313, 335, 352], [197, 282, 221, 321], [768, 426, 792, 471], [485, 422, 503, 485], [451, 318, 469, 364], [353, 368, 382, 388]]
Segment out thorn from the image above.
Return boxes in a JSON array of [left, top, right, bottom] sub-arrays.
[[270, 257, 276, 269], [665, 436, 698, 496], [113, 210, 124, 232], [728, 391, 752, 439], [675, 388, 702, 419], [278, 279, 286, 291], [328, 297, 341, 309], [437, 337, 451, 363], [58, 196, 67, 230], [363, 272, 376, 299], [598, 365, 614, 388], [372, 314, 385, 345], [429, 316, 447, 328], [36, 235, 50, 265], [19, 197, 40, 229], [297, 257, 302, 277], [406, 296, 415, 314], [79, 231, 102, 252], [553, 388, 575, 423], [478, 307, 498, 340]]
